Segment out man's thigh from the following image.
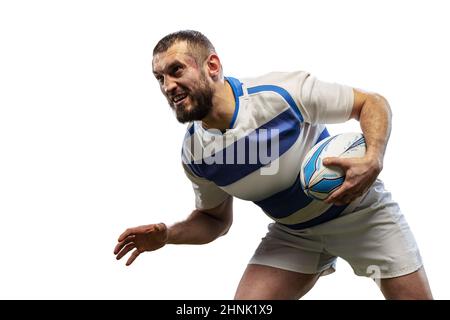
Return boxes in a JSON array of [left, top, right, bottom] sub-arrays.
[[380, 267, 433, 300], [235, 264, 320, 300]]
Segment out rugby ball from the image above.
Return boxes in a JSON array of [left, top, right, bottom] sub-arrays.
[[300, 132, 366, 200]]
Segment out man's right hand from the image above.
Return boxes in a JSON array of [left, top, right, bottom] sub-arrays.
[[114, 223, 168, 266]]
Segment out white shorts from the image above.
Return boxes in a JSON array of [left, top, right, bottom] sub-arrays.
[[249, 181, 423, 279]]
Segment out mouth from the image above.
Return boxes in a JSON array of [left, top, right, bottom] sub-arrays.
[[172, 93, 188, 106]]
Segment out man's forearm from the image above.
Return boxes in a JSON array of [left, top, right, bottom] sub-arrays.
[[167, 209, 231, 245], [359, 93, 392, 166]]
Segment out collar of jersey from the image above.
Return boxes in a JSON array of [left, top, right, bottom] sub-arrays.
[[225, 76, 243, 129]]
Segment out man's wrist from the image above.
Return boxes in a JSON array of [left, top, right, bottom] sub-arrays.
[[365, 151, 384, 171], [165, 226, 175, 244]]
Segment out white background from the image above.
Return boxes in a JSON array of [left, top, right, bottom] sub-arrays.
[[0, 0, 448, 299]]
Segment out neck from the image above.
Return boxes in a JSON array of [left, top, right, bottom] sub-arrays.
[[201, 79, 235, 132]]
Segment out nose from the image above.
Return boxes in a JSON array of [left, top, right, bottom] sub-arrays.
[[163, 76, 177, 94]]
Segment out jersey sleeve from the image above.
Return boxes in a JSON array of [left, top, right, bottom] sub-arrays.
[[182, 163, 230, 210], [297, 73, 354, 124]]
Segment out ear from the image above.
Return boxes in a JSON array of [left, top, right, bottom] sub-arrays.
[[205, 54, 222, 80]]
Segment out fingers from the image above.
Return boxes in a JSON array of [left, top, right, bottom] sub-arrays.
[[325, 187, 348, 205], [126, 249, 141, 266], [322, 156, 379, 205], [118, 228, 135, 242], [118, 224, 163, 242], [327, 178, 349, 198], [332, 196, 353, 206], [325, 182, 364, 205], [116, 242, 136, 260], [114, 223, 167, 266], [118, 227, 146, 242], [114, 235, 135, 254], [322, 157, 350, 168]]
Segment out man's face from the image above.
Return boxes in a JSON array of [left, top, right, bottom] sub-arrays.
[[152, 42, 214, 123]]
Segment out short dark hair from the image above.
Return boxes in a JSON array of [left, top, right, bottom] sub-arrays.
[[153, 30, 216, 64]]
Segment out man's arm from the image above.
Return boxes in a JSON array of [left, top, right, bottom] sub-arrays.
[[114, 196, 233, 265], [324, 88, 392, 205], [351, 88, 392, 166], [167, 195, 233, 244]]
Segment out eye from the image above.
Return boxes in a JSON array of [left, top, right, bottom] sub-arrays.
[[172, 65, 183, 77], [155, 76, 164, 84]]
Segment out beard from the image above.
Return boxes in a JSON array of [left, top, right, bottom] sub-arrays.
[[168, 76, 214, 124]]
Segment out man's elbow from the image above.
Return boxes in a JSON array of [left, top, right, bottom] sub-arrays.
[[368, 93, 392, 117]]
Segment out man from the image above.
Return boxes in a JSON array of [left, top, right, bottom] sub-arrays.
[[114, 30, 433, 299]]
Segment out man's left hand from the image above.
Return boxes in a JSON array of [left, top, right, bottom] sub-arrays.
[[323, 156, 382, 206]]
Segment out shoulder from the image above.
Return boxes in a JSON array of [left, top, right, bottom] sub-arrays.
[[242, 70, 311, 88]]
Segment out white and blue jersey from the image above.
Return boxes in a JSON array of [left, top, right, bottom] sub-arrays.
[[181, 71, 358, 230]]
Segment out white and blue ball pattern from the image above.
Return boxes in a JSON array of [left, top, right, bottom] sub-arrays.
[[300, 132, 366, 200]]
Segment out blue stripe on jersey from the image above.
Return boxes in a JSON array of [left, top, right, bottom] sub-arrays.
[[186, 158, 203, 178], [182, 123, 195, 142], [254, 174, 313, 218], [225, 77, 243, 129], [247, 85, 304, 122], [316, 127, 330, 144], [281, 204, 347, 230], [186, 107, 301, 186], [188, 124, 195, 136], [181, 123, 196, 172], [253, 127, 330, 218], [226, 76, 244, 97]]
